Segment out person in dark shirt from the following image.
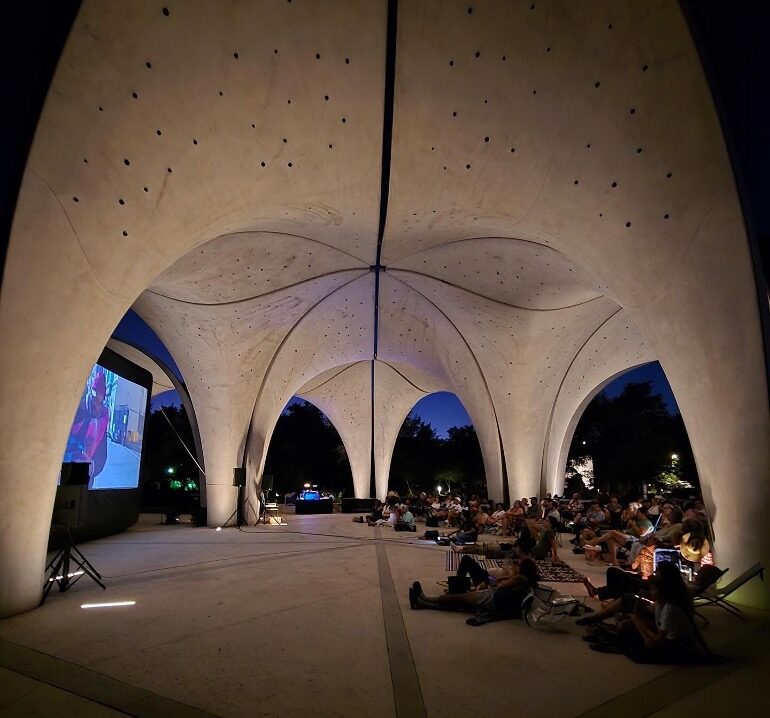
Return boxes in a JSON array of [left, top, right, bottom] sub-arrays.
[[408, 558, 539, 625]]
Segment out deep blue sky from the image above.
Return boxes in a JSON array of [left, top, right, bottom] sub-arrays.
[[115, 310, 678, 431]]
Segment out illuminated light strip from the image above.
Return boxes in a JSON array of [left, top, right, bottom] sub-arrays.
[[80, 601, 136, 609], [48, 570, 85, 582]]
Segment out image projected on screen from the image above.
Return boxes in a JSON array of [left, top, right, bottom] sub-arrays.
[[63, 363, 148, 489]]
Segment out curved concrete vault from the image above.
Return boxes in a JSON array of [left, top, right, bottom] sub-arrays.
[[1, 0, 768, 615]]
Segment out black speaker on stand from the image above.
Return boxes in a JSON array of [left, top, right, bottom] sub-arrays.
[[217, 467, 246, 530]]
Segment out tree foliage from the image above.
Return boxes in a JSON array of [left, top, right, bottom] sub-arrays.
[[568, 381, 698, 496], [388, 416, 485, 496], [264, 401, 353, 496], [143, 405, 199, 484]]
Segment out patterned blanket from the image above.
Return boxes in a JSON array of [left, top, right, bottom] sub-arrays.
[[445, 552, 585, 583]]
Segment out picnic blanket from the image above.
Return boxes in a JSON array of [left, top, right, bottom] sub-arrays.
[[445, 553, 586, 583]]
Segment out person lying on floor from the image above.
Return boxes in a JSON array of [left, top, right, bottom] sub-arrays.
[[582, 562, 709, 663], [408, 557, 540, 625], [455, 554, 516, 590]]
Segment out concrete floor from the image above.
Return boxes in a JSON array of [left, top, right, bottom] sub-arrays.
[[1, 513, 768, 718]]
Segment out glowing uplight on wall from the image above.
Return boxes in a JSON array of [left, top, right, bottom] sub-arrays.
[[81, 601, 136, 609]]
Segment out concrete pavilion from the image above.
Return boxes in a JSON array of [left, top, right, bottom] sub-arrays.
[[1, 0, 769, 627]]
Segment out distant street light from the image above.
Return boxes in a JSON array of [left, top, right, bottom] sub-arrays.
[[166, 466, 175, 475], [671, 454, 678, 461], [436, 485, 443, 495]]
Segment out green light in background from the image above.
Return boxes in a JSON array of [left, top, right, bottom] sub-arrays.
[[169, 479, 182, 490]]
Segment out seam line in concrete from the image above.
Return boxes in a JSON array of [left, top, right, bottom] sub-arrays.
[[0, 638, 218, 718], [374, 527, 427, 718]]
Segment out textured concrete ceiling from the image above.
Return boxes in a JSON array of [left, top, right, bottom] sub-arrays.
[[2, 0, 769, 615]]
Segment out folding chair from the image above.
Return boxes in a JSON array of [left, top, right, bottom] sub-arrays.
[[693, 562, 764, 623]]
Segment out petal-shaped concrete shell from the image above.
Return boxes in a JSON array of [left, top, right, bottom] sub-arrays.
[[1, 0, 768, 615]]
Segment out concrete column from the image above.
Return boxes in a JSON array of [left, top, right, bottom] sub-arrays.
[[298, 363, 373, 499], [0, 175, 130, 616]]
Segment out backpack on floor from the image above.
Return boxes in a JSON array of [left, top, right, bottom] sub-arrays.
[[521, 585, 581, 632]]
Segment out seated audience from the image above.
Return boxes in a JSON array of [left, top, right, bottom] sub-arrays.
[[580, 506, 654, 566], [520, 516, 560, 561], [585, 563, 709, 663], [409, 558, 540, 625]]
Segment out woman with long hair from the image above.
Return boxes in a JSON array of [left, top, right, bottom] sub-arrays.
[[591, 561, 707, 662]]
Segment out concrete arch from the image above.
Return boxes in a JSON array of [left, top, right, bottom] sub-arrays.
[[1, 0, 769, 616]]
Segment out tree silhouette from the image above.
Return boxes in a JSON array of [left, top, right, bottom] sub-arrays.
[[263, 401, 353, 496], [569, 381, 698, 497]]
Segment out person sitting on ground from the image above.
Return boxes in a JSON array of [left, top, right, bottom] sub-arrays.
[[581, 564, 723, 613], [605, 495, 623, 529], [499, 500, 525, 536], [473, 502, 502, 534], [527, 497, 540, 518], [429, 495, 448, 522], [376, 500, 400, 528], [409, 558, 540, 626], [564, 492, 583, 521], [447, 511, 479, 545], [360, 499, 384, 525], [648, 496, 663, 518], [544, 499, 561, 524], [520, 516, 561, 561], [570, 501, 606, 539], [586, 562, 708, 663], [580, 506, 653, 566], [394, 505, 416, 532], [491, 502, 508, 524], [445, 496, 464, 526]]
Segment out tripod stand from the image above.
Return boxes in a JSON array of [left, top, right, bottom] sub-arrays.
[[218, 484, 243, 530], [41, 526, 106, 605]]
